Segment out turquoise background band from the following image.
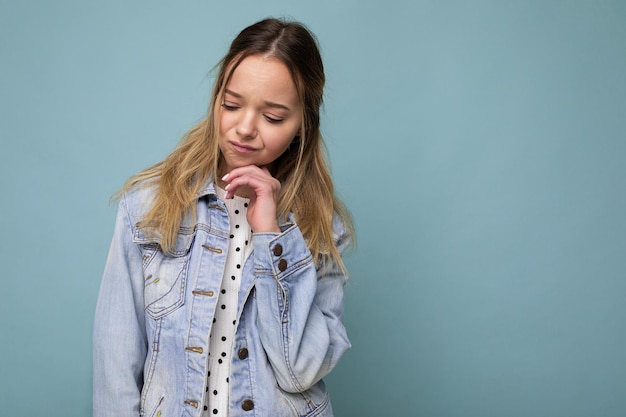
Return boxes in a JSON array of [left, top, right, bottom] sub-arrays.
[[1, 1, 625, 416]]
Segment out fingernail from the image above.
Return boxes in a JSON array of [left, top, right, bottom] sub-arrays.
[[222, 173, 229, 181], [224, 183, 230, 190]]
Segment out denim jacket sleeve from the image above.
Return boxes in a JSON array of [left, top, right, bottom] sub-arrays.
[[93, 195, 147, 417], [252, 215, 351, 393]]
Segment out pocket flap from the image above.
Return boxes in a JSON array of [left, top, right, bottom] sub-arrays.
[[133, 225, 196, 257]]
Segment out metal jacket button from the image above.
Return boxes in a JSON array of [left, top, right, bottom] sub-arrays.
[[184, 400, 199, 408], [241, 399, 254, 411], [272, 244, 283, 256], [277, 259, 287, 272], [192, 290, 214, 297], [238, 347, 249, 360]]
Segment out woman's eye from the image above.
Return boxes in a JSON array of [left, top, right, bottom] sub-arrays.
[[221, 103, 239, 111], [264, 115, 284, 124]]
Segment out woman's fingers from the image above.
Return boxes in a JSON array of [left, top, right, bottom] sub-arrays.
[[222, 165, 282, 233], [222, 165, 280, 200]]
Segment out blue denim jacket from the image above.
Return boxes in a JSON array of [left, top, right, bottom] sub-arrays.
[[93, 180, 351, 417]]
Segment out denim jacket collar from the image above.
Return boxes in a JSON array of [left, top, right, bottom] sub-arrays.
[[131, 177, 218, 252], [195, 176, 218, 199]]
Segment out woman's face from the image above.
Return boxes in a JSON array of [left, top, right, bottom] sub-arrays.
[[217, 54, 302, 174]]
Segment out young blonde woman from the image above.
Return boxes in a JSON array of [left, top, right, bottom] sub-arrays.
[[93, 18, 354, 417]]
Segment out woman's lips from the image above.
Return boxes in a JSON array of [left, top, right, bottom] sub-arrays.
[[230, 141, 257, 154]]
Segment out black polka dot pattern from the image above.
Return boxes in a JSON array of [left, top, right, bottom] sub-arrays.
[[204, 186, 252, 416]]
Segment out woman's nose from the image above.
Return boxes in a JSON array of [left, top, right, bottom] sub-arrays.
[[236, 111, 257, 139]]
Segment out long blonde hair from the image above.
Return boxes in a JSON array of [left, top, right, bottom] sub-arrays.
[[120, 18, 354, 268]]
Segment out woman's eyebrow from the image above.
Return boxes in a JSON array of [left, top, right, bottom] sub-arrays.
[[224, 88, 242, 98], [264, 101, 290, 111], [224, 89, 291, 111]]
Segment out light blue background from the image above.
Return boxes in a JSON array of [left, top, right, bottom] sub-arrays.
[[1, 1, 625, 416]]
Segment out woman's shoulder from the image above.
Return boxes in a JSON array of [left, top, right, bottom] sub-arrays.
[[331, 211, 353, 253], [118, 180, 160, 222]]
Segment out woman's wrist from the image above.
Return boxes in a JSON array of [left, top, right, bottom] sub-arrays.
[[250, 220, 281, 234]]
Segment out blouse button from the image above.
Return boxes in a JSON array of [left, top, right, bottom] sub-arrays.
[[238, 347, 249, 360], [241, 399, 254, 411], [273, 244, 283, 256], [277, 259, 287, 272]]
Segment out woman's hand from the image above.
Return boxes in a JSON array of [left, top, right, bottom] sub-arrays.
[[222, 165, 281, 233]]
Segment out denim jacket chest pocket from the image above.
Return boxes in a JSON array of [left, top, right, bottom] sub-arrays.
[[133, 226, 196, 319]]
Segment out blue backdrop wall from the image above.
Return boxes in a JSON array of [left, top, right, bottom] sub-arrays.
[[1, 1, 625, 416]]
